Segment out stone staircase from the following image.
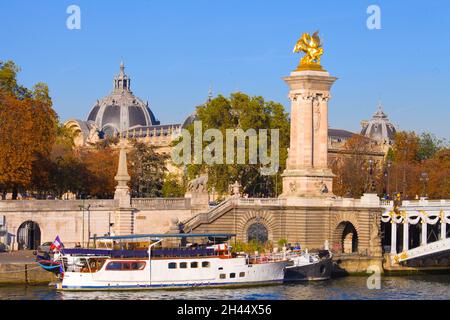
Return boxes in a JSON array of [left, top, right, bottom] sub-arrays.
[[181, 197, 287, 232], [181, 198, 235, 232]]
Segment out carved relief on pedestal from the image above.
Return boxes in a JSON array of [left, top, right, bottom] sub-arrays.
[[313, 97, 321, 132], [369, 212, 383, 257], [289, 181, 297, 193], [289, 91, 316, 103]]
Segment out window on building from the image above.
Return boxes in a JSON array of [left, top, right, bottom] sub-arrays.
[[168, 262, 177, 269]]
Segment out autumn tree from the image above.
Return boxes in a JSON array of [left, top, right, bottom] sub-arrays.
[[80, 147, 118, 198], [0, 61, 57, 198], [331, 134, 381, 198], [383, 131, 449, 199]]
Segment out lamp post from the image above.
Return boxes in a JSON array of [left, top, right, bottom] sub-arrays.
[[79, 203, 104, 247], [402, 148, 407, 199], [386, 160, 392, 199], [368, 159, 375, 193], [419, 172, 429, 198]]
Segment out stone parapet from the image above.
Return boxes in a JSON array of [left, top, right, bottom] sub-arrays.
[[131, 198, 191, 210], [0, 199, 118, 211]]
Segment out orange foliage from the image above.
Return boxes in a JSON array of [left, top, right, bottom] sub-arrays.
[[80, 147, 118, 198], [0, 91, 35, 188]]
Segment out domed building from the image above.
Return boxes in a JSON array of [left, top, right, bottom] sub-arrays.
[[86, 62, 159, 137], [360, 103, 397, 145], [65, 63, 183, 147]]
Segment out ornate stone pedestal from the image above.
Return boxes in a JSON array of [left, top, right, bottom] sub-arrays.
[[186, 175, 210, 213], [280, 70, 337, 198], [113, 139, 133, 235]]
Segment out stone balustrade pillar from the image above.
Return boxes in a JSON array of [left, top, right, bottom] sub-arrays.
[[441, 216, 447, 240], [403, 219, 409, 252], [391, 221, 397, 254], [421, 220, 427, 246]]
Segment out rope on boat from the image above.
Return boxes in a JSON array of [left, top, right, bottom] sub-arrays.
[[0, 264, 42, 273]]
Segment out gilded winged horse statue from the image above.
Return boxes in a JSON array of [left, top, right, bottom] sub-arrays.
[[293, 31, 324, 70]]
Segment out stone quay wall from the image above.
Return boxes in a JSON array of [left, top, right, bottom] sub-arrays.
[[0, 198, 194, 249], [0, 263, 55, 285]]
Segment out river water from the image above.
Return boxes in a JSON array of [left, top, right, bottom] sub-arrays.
[[0, 276, 449, 300]]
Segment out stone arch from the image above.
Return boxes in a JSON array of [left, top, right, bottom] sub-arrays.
[[236, 210, 277, 243], [331, 212, 361, 254], [333, 221, 359, 254], [64, 119, 86, 146], [17, 220, 41, 250]]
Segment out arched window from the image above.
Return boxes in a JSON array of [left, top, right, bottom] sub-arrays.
[[247, 223, 268, 244]]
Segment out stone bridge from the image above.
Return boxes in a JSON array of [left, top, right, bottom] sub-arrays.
[[183, 194, 384, 260], [381, 199, 450, 268]]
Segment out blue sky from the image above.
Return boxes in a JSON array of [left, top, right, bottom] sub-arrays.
[[1, 0, 449, 138]]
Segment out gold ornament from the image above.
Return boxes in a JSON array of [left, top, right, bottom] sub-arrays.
[[293, 31, 325, 71]]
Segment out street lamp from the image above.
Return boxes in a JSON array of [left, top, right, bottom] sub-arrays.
[[367, 159, 375, 193], [419, 172, 429, 198], [79, 203, 104, 247], [386, 160, 392, 199]]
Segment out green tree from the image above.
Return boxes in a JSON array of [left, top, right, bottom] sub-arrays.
[[418, 132, 447, 161], [129, 139, 168, 197], [184, 92, 289, 197], [162, 173, 186, 197]]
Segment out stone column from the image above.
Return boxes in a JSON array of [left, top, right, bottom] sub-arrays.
[[441, 213, 447, 240], [391, 222, 397, 254], [280, 70, 337, 198], [421, 220, 427, 246], [403, 219, 409, 252]]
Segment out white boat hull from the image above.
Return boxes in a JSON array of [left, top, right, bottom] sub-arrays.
[[58, 257, 288, 291]]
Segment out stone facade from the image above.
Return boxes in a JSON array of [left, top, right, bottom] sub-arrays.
[[0, 198, 196, 250], [184, 197, 383, 256]]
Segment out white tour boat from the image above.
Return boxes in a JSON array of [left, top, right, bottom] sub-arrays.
[[46, 233, 289, 291]]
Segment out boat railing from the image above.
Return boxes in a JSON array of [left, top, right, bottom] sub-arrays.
[[61, 247, 218, 259], [247, 252, 289, 264]]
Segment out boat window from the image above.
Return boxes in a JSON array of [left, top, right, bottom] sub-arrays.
[[122, 263, 131, 270], [219, 274, 226, 279], [105, 261, 146, 271], [230, 273, 236, 278], [106, 262, 123, 270], [202, 261, 210, 268], [130, 262, 146, 270], [239, 272, 245, 277], [168, 262, 177, 269], [191, 262, 198, 268], [218, 267, 223, 270], [180, 262, 188, 269]]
